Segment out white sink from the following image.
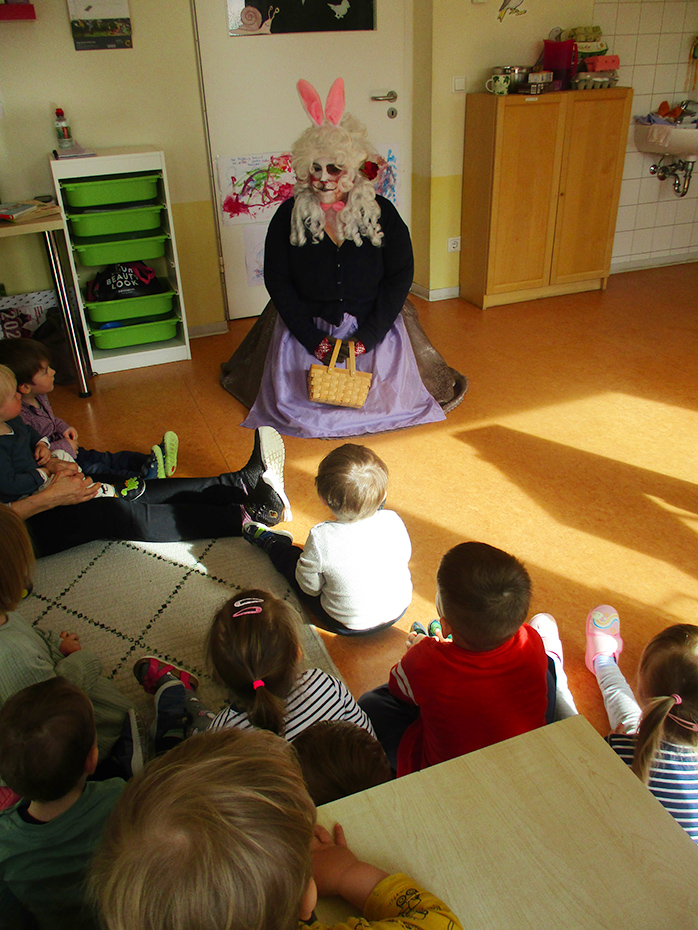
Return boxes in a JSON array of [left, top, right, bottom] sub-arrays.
[[634, 123, 698, 160]]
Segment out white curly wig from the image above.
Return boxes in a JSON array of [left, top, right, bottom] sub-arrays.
[[290, 114, 383, 248]]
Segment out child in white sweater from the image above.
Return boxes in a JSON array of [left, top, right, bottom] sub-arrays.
[[244, 444, 412, 634]]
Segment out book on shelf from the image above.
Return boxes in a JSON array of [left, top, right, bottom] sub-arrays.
[[0, 200, 62, 223], [0, 201, 39, 222]]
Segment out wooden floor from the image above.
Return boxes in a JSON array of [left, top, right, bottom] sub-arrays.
[[53, 262, 698, 736]]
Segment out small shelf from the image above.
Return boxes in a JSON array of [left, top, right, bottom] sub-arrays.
[[0, 5, 36, 21]]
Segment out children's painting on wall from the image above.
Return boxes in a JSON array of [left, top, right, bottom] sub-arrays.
[[66, 0, 132, 50], [217, 153, 295, 226], [217, 149, 398, 228], [227, 0, 375, 36]]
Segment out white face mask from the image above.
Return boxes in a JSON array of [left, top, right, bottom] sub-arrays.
[[309, 158, 350, 203]]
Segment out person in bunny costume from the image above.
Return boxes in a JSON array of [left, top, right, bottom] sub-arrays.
[[221, 78, 467, 439]]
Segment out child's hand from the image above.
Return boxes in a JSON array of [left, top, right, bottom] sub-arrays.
[[311, 823, 388, 909], [405, 631, 426, 650], [59, 631, 82, 655], [34, 442, 51, 466], [44, 457, 79, 477], [63, 427, 79, 453]]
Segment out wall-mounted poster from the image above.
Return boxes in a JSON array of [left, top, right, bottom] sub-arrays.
[[228, 0, 375, 36], [66, 1, 132, 50]]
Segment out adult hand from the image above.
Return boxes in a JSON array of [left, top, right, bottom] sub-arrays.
[[59, 631, 82, 655], [44, 457, 79, 477], [34, 442, 51, 466], [10, 474, 100, 522]]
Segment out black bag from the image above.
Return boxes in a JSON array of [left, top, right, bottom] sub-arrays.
[[86, 262, 162, 302]]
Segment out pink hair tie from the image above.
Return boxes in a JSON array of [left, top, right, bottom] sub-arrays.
[[672, 694, 682, 705], [252, 679, 265, 690]]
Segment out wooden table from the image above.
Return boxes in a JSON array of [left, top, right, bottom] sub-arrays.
[[0, 212, 92, 396], [315, 716, 698, 929]]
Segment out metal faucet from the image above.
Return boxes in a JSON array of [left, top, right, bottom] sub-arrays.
[[677, 100, 698, 122]]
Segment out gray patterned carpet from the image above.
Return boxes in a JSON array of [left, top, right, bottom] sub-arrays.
[[21, 536, 338, 725]]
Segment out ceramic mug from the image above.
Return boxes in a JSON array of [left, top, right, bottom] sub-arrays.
[[486, 73, 510, 95]]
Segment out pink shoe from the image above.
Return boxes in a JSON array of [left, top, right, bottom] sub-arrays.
[[585, 605, 623, 674], [529, 612, 563, 664]]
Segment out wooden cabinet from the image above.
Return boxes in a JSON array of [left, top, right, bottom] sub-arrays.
[[460, 88, 633, 309], [51, 147, 190, 375]]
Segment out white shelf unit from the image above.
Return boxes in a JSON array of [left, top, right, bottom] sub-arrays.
[[50, 147, 191, 375]]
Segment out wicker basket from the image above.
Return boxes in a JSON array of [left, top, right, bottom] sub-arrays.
[[308, 340, 372, 409]]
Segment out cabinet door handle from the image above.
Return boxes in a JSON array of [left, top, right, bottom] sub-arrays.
[[370, 91, 398, 102]]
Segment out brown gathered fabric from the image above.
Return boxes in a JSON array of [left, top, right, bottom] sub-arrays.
[[219, 298, 468, 414]]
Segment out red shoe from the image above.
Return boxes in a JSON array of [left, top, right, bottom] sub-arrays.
[[133, 656, 199, 694]]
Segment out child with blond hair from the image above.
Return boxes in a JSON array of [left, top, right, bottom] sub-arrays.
[[89, 728, 462, 930], [244, 443, 412, 634]]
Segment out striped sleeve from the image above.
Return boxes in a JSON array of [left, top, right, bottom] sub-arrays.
[[609, 735, 698, 843], [285, 668, 375, 741]]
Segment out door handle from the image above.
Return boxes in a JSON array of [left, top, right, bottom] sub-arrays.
[[370, 90, 398, 102]]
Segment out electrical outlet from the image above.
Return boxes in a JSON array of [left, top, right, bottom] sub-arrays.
[[447, 237, 461, 253]]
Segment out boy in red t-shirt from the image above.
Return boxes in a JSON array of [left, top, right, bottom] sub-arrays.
[[360, 541, 576, 776]]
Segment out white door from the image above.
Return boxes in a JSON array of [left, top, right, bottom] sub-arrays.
[[191, 0, 413, 319]]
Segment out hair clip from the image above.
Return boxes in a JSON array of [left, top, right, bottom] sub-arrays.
[[232, 596, 264, 618], [672, 694, 682, 705], [252, 679, 265, 690]]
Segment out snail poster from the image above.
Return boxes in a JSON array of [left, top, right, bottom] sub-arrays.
[[227, 0, 374, 35]]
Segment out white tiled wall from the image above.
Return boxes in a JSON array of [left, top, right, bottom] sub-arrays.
[[593, 0, 698, 269]]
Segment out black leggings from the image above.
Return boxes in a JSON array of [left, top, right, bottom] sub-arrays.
[[27, 473, 247, 557]]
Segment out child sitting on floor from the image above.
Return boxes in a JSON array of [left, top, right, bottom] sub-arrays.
[[206, 589, 374, 740], [89, 728, 462, 930], [0, 678, 125, 930], [293, 720, 392, 806], [0, 365, 145, 503], [359, 541, 572, 776], [0, 506, 139, 803], [586, 605, 698, 843], [244, 444, 412, 635], [0, 338, 178, 479]]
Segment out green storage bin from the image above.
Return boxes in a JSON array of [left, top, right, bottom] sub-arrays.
[[83, 285, 175, 324], [72, 232, 168, 266], [67, 203, 164, 237], [90, 315, 179, 350], [61, 173, 162, 208]]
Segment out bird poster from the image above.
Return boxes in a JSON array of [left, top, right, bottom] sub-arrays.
[[497, 0, 528, 23], [227, 0, 375, 35]]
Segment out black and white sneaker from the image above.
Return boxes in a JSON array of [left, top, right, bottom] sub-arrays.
[[242, 427, 292, 525]]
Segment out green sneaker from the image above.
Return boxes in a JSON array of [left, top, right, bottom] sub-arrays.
[[428, 619, 452, 641], [116, 476, 146, 501], [161, 431, 178, 477]]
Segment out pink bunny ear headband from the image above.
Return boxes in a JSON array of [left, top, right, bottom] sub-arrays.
[[297, 77, 345, 126]]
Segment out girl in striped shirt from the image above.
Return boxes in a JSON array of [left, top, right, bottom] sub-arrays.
[[207, 589, 373, 741], [586, 605, 698, 843]]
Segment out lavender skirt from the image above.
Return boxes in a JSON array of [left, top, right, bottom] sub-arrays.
[[242, 314, 445, 439]]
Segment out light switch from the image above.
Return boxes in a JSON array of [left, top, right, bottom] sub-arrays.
[[452, 76, 467, 93]]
